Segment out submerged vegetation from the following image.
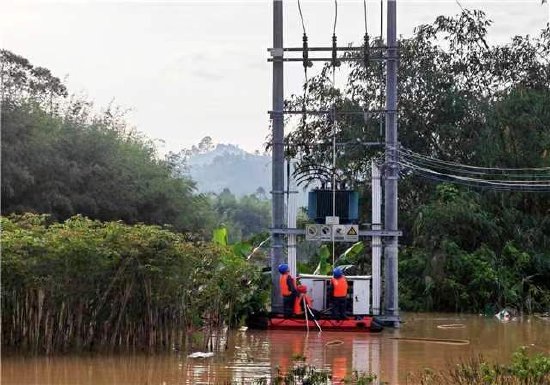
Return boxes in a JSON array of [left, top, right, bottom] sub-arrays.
[[408, 348, 550, 385], [1, 214, 267, 353], [231, 349, 550, 385]]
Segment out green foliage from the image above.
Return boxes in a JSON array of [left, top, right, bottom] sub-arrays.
[[344, 371, 380, 385], [285, 10, 550, 312], [211, 188, 271, 243], [410, 348, 550, 385], [213, 227, 229, 246], [313, 245, 332, 275], [0, 214, 265, 353], [271, 364, 331, 385], [1, 50, 216, 235], [335, 242, 365, 266]]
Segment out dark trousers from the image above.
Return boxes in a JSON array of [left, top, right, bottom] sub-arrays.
[[332, 297, 347, 319], [283, 295, 296, 318]]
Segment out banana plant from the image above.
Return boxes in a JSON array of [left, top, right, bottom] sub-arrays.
[[312, 241, 365, 275]]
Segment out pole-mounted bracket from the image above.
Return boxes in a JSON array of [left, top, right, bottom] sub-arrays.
[[268, 48, 284, 58]]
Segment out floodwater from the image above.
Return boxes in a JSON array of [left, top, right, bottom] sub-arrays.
[[2, 313, 549, 385]]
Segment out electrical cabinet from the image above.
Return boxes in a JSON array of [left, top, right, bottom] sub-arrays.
[[300, 278, 326, 311], [352, 279, 370, 315], [299, 274, 372, 315]]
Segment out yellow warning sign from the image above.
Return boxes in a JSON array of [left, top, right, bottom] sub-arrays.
[[347, 226, 358, 236]]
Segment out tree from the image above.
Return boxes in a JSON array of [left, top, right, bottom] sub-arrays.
[[285, 11, 550, 312], [0, 51, 215, 234]]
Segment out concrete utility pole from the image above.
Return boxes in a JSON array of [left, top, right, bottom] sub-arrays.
[[271, 0, 285, 314], [384, 0, 400, 326], [371, 161, 382, 315]]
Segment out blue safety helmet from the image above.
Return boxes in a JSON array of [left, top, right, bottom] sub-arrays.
[[332, 267, 343, 278], [278, 263, 289, 274]]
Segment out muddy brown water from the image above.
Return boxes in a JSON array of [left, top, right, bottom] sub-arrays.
[[2, 313, 549, 385]]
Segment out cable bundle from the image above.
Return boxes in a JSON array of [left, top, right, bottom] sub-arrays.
[[399, 148, 550, 192]]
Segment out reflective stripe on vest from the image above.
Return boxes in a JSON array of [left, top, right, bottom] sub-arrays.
[[279, 273, 295, 297], [331, 277, 348, 297]]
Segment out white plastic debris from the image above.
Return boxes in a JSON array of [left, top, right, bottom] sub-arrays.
[[188, 351, 215, 358], [495, 309, 511, 321]]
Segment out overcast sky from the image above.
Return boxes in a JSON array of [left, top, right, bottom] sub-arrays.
[[2, 0, 549, 154]]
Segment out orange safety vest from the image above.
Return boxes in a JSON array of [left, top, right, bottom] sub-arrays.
[[279, 273, 295, 297], [331, 277, 348, 298], [293, 294, 312, 315]]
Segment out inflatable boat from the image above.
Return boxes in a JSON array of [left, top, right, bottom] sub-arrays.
[[248, 314, 383, 332]]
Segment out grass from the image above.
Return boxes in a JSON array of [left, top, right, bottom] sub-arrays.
[[408, 348, 550, 385]]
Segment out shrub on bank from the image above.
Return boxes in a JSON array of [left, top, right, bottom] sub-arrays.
[[1, 213, 265, 353]]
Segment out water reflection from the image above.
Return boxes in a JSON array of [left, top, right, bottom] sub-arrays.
[[2, 313, 549, 385]]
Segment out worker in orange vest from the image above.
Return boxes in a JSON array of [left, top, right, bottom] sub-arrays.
[[329, 267, 348, 320], [278, 264, 297, 318], [293, 284, 321, 319]]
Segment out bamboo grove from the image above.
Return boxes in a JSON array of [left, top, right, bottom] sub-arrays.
[[1, 214, 266, 353]]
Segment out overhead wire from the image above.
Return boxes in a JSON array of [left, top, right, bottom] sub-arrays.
[[333, 0, 338, 36], [401, 160, 550, 186], [398, 147, 550, 191], [400, 167, 550, 192], [363, 0, 368, 34], [400, 148, 550, 172], [297, 0, 306, 35], [399, 151, 550, 179], [399, 155, 550, 192]]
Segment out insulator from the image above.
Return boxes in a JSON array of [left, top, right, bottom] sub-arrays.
[[331, 34, 341, 67], [363, 33, 370, 68], [302, 33, 309, 70]]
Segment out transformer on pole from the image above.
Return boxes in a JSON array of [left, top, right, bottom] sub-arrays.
[[269, 0, 400, 325]]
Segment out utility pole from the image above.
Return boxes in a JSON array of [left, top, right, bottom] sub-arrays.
[[371, 161, 382, 315], [268, 0, 400, 321], [271, 0, 285, 314], [383, 0, 400, 326]]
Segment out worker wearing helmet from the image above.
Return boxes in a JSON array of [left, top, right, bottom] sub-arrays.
[[329, 267, 348, 320], [293, 284, 319, 319], [278, 263, 297, 318]]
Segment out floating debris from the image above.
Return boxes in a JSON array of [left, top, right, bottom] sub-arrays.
[[390, 337, 470, 345], [437, 323, 466, 329]]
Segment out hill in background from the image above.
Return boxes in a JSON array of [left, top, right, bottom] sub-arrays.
[[187, 144, 271, 197], [186, 143, 309, 205]]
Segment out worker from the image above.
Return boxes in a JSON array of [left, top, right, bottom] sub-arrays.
[[278, 263, 297, 318], [293, 284, 320, 319], [329, 267, 348, 320]]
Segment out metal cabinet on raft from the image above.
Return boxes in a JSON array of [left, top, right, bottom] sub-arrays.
[[298, 274, 372, 315]]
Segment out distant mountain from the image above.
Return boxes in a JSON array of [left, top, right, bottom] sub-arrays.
[[187, 144, 271, 197]]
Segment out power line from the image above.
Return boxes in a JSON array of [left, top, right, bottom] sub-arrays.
[[333, 0, 338, 36], [400, 148, 550, 172], [400, 160, 550, 192], [297, 0, 306, 35], [399, 152, 550, 179], [363, 0, 368, 35]]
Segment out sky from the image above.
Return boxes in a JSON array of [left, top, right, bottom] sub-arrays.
[[2, 0, 549, 155]]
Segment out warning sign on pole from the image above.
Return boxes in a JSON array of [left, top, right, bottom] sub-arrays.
[[305, 224, 359, 242], [345, 225, 359, 241], [320, 225, 332, 241], [305, 224, 318, 240]]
